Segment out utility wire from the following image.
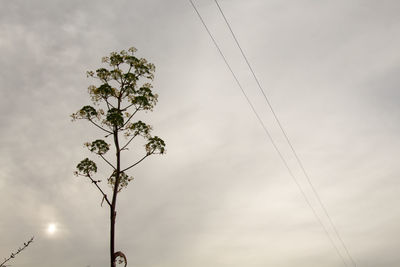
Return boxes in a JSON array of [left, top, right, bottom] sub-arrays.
[[188, 1, 349, 266], [213, 1, 357, 266]]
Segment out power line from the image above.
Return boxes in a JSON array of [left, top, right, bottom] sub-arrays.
[[213, 1, 357, 266], [188, 1, 349, 266]]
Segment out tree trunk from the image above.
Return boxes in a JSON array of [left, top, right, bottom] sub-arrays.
[[110, 208, 116, 267], [111, 121, 121, 267]]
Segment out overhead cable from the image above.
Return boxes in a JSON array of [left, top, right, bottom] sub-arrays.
[[213, 1, 356, 266], [188, 1, 349, 266]]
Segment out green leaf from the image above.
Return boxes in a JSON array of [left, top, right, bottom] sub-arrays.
[[145, 136, 166, 155], [106, 108, 124, 127], [79, 105, 97, 119], [108, 171, 133, 192], [96, 84, 114, 97], [96, 68, 111, 81], [130, 84, 158, 110], [109, 52, 123, 66], [126, 121, 152, 137], [76, 158, 97, 175], [87, 139, 110, 155]]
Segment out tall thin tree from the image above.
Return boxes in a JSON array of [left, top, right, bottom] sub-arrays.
[[72, 47, 166, 267]]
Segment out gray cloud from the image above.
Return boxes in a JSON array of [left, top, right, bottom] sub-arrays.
[[1, 0, 399, 266]]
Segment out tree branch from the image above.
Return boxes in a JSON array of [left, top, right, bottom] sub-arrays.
[[0, 237, 34, 267], [120, 107, 140, 129], [86, 174, 111, 207], [117, 65, 124, 86], [120, 65, 134, 97], [104, 98, 115, 110], [121, 103, 135, 112], [124, 65, 133, 84], [120, 134, 138, 151], [121, 151, 153, 173], [100, 154, 117, 170], [88, 119, 113, 134], [111, 66, 122, 85]]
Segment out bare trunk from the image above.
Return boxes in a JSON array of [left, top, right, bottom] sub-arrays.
[[110, 207, 116, 267], [111, 103, 121, 267]]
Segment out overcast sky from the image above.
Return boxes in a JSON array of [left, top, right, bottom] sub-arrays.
[[1, 0, 400, 266]]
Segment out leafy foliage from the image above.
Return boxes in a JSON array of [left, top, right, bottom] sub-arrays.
[[106, 108, 124, 127], [125, 121, 152, 137], [71, 47, 161, 131], [86, 140, 110, 155], [146, 136, 166, 155], [129, 84, 158, 110], [108, 171, 133, 192], [76, 158, 97, 176]]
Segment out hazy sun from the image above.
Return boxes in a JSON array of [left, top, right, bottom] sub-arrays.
[[47, 223, 57, 234]]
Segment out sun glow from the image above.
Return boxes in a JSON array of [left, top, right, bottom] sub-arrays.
[[47, 223, 57, 235]]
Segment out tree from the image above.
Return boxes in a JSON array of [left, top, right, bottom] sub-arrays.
[[72, 47, 166, 267]]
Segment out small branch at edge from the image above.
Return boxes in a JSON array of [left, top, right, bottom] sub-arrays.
[[0, 237, 34, 267]]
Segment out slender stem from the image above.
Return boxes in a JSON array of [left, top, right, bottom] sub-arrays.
[[86, 174, 111, 207], [100, 154, 116, 170], [121, 102, 136, 112], [120, 65, 132, 97], [0, 237, 34, 267], [112, 66, 122, 85], [121, 107, 140, 128], [121, 151, 153, 173], [104, 98, 115, 110], [89, 119, 113, 134], [105, 101, 111, 111], [124, 65, 133, 84], [120, 134, 137, 151], [118, 65, 124, 86]]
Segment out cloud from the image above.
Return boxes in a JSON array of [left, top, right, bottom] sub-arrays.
[[1, 0, 400, 266]]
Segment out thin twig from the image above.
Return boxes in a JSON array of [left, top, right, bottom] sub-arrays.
[[87, 174, 111, 207], [121, 107, 140, 128], [120, 134, 138, 151], [121, 102, 136, 112], [0, 237, 34, 267], [88, 119, 113, 134], [100, 154, 117, 170], [121, 151, 153, 173], [120, 65, 133, 97], [104, 98, 115, 110]]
